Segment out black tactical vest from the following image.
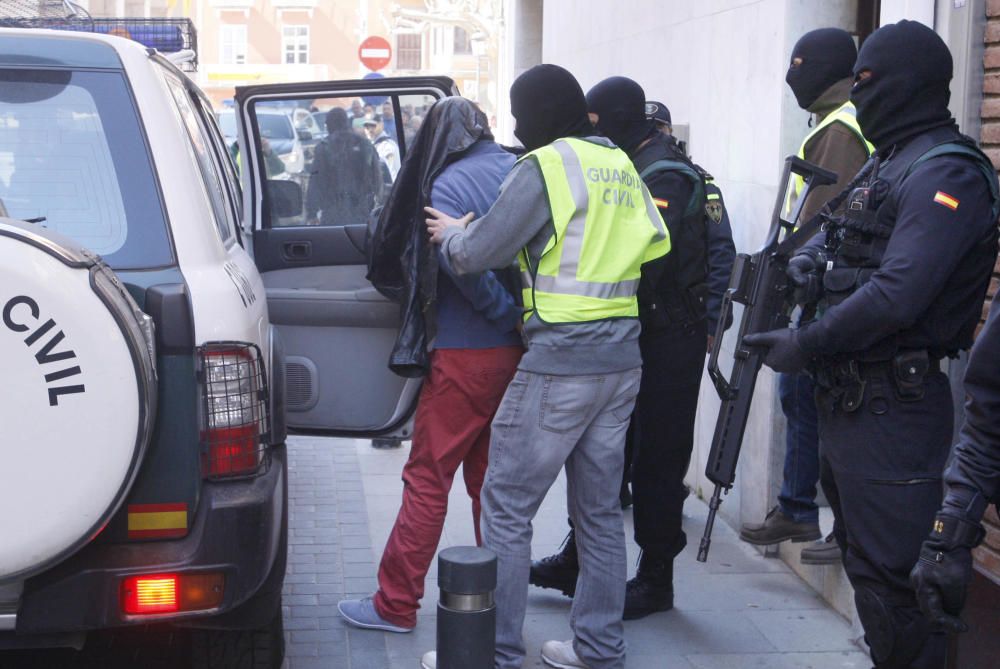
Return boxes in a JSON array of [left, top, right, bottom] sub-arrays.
[[633, 138, 709, 325], [821, 128, 999, 359]]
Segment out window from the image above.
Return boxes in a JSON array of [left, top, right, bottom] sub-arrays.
[[0, 68, 171, 269], [194, 95, 243, 226], [163, 72, 236, 244], [396, 33, 422, 71], [220, 24, 247, 65], [453, 27, 472, 55], [282, 25, 309, 65]]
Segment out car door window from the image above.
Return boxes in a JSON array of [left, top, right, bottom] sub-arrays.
[[162, 69, 236, 245], [247, 93, 437, 229]]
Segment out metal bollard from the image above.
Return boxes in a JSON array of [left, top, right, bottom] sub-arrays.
[[436, 546, 496, 668]]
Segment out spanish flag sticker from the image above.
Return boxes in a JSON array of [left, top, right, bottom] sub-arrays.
[[652, 198, 669, 209], [933, 191, 959, 211], [128, 503, 189, 540]]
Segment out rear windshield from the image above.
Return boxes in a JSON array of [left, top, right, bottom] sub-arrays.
[[257, 113, 293, 140], [0, 68, 171, 269]]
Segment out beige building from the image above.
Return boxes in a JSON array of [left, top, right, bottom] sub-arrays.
[[175, 0, 503, 112]]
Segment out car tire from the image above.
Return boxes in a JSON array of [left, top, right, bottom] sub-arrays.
[[190, 602, 284, 669]]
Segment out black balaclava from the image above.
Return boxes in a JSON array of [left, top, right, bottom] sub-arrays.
[[851, 19, 954, 151], [510, 64, 594, 152], [585, 76, 657, 154], [326, 107, 350, 134], [785, 28, 857, 110]]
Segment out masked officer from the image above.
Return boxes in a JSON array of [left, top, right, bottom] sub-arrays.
[[530, 76, 737, 621], [747, 20, 999, 668], [424, 65, 671, 669], [740, 27, 874, 566], [910, 293, 1000, 635]]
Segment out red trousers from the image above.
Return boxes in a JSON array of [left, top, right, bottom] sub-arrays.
[[373, 346, 522, 627]]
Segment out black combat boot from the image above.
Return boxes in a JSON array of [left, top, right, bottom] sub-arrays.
[[529, 530, 578, 597], [623, 552, 673, 620]]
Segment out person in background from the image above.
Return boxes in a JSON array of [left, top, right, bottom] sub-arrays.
[[338, 97, 523, 636], [381, 100, 398, 138], [740, 27, 873, 566], [365, 115, 402, 181], [305, 108, 383, 226]]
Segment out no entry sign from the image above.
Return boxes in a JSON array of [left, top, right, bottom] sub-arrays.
[[359, 36, 392, 71]]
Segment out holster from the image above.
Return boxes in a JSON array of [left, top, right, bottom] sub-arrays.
[[813, 350, 938, 412]]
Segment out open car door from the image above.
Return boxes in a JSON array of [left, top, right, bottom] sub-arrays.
[[235, 76, 457, 436]]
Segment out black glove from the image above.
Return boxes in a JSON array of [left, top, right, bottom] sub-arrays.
[[787, 252, 824, 306], [742, 328, 810, 373], [909, 542, 973, 633]]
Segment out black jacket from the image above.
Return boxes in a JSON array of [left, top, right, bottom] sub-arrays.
[[944, 294, 1000, 513], [366, 99, 494, 377]]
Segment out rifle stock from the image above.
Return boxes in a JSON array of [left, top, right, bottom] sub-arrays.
[[698, 156, 839, 563]]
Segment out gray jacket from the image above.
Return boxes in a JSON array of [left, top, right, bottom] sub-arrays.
[[439, 137, 643, 376]]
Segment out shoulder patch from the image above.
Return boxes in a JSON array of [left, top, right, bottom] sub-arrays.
[[652, 197, 669, 209], [933, 191, 959, 211], [705, 200, 724, 223]]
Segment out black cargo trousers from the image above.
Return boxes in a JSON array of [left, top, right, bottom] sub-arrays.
[[627, 318, 708, 559], [816, 366, 952, 669]]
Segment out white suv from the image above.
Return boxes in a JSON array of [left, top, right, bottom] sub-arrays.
[[0, 27, 452, 668]]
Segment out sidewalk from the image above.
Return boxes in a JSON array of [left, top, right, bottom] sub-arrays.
[[281, 435, 870, 669]]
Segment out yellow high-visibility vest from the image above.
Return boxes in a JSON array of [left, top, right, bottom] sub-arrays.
[[517, 137, 672, 324], [787, 100, 875, 215]]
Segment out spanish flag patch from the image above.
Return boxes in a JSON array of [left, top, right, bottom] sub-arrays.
[[652, 198, 669, 209], [127, 503, 189, 540], [933, 191, 959, 211]]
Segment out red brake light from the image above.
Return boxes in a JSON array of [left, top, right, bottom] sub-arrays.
[[121, 572, 225, 617], [198, 344, 270, 479], [123, 574, 178, 615]]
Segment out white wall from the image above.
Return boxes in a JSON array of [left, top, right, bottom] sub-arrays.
[[531, 0, 858, 530]]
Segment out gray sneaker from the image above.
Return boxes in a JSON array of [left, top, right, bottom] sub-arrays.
[[739, 506, 821, 545], [801, 533, 841, 565], [337, 596, 413, 633]]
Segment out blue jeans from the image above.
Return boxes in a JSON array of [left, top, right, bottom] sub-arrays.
[[777, 372, 820, 524], [482, 368, 641, 669]]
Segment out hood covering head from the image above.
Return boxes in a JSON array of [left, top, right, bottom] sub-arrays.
[[366, 97, 496, 377], [326, 107, 350, 133], [585, 76, 657, 154], [850, 19, 954, 151], [509, 64, 594, 151], [785, 28, 857, 110]]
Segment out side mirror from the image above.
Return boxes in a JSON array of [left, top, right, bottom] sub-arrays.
[[296, 128, 313, 141], [266, 179, 303, 219]]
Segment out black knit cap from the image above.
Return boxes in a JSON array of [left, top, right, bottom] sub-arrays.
[[785, 27, 857, 110], [851, 19, 954, 150], [510, 64, 594, 152]]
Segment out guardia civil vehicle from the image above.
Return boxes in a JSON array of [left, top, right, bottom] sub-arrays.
[[0, 27, 452, 668]]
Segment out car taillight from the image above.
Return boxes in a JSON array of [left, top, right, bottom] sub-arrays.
[[123, 575, 178, 615], [122, 573, 225, 616], [198, 343, 270, 479]]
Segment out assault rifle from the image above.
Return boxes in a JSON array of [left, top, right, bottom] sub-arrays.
[[697, 156, 841, 563]]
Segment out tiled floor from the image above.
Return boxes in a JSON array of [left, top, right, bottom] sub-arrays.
[[282, 435, 871, 669]]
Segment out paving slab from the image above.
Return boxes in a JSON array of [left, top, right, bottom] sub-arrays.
[[281, 435, 871, 669]]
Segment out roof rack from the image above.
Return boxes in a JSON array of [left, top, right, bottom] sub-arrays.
[[0, 14, 199, 72]]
